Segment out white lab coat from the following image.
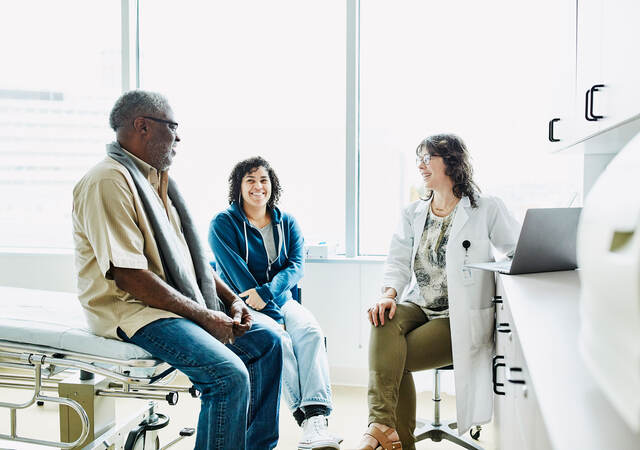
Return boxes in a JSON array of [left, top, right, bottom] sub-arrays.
[[382, 194, 520, 435]]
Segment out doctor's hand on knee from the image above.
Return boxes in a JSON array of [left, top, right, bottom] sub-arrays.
[[368, 297, 397, 327]]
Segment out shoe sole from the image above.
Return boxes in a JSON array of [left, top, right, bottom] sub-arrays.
[[298, 442, 340, 450], [298, 447, 340, 450]]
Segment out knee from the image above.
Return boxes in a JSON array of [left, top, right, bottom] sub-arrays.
[[304, 324, 324, 346], [199, 358, 250, 401], [280, 330, 294, 353], [370, 312, 402, 334], [262, 325, 284, 360], [291, 322, 324, 347], [224, 362, 251, 401]]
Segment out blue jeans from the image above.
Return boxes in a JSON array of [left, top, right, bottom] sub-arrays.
[[251, 300, 333, 414], [119, 317, 282, 450]]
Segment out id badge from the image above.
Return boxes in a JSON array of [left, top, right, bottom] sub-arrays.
[[462, 256, 475, 286]]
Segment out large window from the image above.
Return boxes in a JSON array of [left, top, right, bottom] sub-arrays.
[[139, 0, 346, 253], [0, 1, 585, 258], [0, 1, 121, 248], [359, 1, 583, 254]]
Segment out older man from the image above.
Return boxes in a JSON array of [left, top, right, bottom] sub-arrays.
[[72, 90, 282, 450]]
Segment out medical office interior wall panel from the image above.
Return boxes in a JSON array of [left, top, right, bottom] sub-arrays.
[[0, 2, 121, 250], [358, 0, 583, 255], [138, 0, 346, 254]]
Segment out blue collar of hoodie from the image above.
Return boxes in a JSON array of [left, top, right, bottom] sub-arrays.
[[228, 201, 282, 225], [227, 202, 288, 266]]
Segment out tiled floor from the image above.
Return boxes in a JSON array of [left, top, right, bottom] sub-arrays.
[[0, 377, 496, 449]]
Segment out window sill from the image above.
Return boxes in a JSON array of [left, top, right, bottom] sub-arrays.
[[306, 255, 385, 264], [0, 247, 387, 264]]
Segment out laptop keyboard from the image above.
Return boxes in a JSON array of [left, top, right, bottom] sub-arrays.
[[494, 260, 513, 272]]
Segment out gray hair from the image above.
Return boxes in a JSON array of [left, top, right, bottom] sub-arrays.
[[109, 90, 171, 131]]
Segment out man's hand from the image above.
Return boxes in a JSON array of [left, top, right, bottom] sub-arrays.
[[239, 288, 267, 311], [229, 298, 253, 337], [200, 310, 236, 344]]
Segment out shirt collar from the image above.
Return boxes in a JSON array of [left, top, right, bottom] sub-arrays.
[[120, 146, 166, 190]]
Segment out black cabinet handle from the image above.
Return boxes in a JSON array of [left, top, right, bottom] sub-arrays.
[[496, 323, 511, 333], [493, 355, 505, 395], [548, 118, 560, 142], [590, 84, 605, 120], [585, 88, 596, 121], [507, 367, 526, 385], [585, 84, 605, 121], [491, 296, 503, 305]]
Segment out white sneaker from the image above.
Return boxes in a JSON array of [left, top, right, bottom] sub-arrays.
[[330, 431, 344, 444], [298, 415, 341, 449]]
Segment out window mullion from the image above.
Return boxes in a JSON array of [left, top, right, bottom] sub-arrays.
[[345, 0, 360, 257]]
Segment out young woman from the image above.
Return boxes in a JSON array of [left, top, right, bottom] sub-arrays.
[[209, 156, 340, 450], [358, 134, 520, 450]]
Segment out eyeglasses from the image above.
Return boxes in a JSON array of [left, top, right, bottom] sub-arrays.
[[416, 153, 435, 166], [142, 116, 179, 133]]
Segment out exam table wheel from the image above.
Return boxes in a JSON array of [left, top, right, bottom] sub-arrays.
[[37, 400, 44, 406], [125, 427, 160, 450], [125, 413, 168, 450], [470, 426, 481, 440]]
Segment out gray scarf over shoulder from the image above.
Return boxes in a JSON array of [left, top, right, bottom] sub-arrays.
[[106, 142, 224, 313]]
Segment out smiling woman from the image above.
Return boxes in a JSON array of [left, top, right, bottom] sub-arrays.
[[415, 135, 480, 211], [359, 133, 520, 450], [208, 156, 341, 449]]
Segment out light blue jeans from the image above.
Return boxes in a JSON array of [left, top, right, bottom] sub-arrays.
[[251, 299, 333, 414]]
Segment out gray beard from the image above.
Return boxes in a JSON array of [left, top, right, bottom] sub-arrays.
[[146, 141, 172, 170]]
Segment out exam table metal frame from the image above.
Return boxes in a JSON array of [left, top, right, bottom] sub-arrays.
[[0, 339, 197, 449]]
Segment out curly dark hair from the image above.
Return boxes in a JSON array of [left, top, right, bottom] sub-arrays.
[[416, 133, 481, 208], [227, 156, 282, 210]]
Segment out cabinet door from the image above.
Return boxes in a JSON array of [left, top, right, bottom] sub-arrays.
[[544, 0, 577, 148], [510, 333, 539, 450], [576, 0, 606, 138], [601, 0, 640, 125], [494, 287, 520, 449]]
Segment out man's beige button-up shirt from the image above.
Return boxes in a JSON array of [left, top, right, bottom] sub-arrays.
[[72, 147, 198, 340]]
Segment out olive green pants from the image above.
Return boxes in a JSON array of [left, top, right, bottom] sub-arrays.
[[368, 302, 453, 450]]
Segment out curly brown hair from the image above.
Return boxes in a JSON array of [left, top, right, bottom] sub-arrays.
[[416, 134, 480, 208], [227, 156, 282, 210]]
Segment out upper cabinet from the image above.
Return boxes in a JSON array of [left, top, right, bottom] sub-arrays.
[[549, 0, 640, 151], [575, 0, 605, 139], [545, 0, 577, 149], [599, 0, 640, 127]]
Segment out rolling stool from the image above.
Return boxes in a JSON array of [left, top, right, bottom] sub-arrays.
[[414, 365, 483, 449]]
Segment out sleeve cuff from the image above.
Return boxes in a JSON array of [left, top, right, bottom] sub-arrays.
[[256, 285, 274, 301], [261, 304, 284, 324], [100, 255, 148, 279]]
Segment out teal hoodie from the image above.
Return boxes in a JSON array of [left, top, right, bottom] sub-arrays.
[[208, 202, 304, 324]]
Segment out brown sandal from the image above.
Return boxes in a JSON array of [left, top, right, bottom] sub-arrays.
[[358, 423, 402, 450]]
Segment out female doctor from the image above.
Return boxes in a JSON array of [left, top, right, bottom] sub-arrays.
[[358, 134, 520, 450]]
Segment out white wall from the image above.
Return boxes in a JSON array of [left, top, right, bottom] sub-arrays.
[[0, 249, 77, 292]]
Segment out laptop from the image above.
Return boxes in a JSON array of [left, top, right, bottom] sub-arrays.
[[464, 207, 582, 275]]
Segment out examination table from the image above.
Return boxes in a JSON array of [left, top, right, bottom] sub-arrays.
[[0, 286, 197, 449]]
